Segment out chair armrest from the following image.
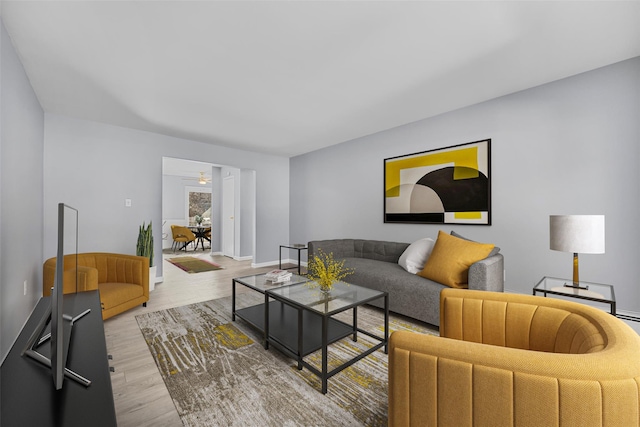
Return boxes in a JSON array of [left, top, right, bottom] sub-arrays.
[[388, 329, 640, 427], [43, 259, 56, 296], [468, 253, 503, 291], [42, 263, 98, 296], [389, 329, 619, 380], [75, 267, 99, 293]]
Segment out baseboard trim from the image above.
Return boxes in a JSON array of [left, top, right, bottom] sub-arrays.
[[617, 310, 640, 322], [252, 260, 280, 269], [207, 252, 251, 262]]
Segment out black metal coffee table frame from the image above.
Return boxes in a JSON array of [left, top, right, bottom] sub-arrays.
[[231, 273, 309, 333], [265, 282, 389, 394]]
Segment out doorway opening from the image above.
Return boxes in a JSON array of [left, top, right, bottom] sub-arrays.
[[162, 157, 256, 261]]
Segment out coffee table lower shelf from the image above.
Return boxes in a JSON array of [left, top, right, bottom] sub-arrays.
[[235, 300, 354, 356]]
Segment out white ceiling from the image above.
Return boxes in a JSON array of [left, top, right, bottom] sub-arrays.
[[2, 1, 640, 157]]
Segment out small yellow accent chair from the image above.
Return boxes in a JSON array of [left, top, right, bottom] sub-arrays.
[[43, 253, 149, 320], [171, 225, 196, 252], [389, 288, 640, 427]]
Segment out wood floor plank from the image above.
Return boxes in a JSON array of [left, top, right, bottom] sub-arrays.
[[105, 252, 288, 426]]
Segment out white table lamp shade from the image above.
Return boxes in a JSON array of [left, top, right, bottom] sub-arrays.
[[549, 215, 605, 254]]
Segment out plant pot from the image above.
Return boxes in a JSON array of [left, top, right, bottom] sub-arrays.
[[319, 283, 333, 293], [149, 265, 157, 292]]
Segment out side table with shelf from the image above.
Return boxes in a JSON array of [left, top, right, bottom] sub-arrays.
[[279, 243, 308, 275], [533, 276, 616, 315]]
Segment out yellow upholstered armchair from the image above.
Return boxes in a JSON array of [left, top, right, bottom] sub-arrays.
[[389, 288, 640, 427], [43, 252, 149, 320]]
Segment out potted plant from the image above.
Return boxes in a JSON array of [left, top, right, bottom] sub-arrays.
[[136, 221, 155, 292], [306, 249, 354, 294]]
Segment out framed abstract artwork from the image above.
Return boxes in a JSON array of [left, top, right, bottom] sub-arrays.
[[384, 139, 491, 225]]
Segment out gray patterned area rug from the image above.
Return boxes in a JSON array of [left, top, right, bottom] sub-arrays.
[[136, 295, 437, 427]]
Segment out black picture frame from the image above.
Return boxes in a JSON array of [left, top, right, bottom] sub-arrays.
[[384, 139, 491, 225]]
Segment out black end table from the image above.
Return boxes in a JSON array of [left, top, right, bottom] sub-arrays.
[[533, 276, 616, 315], [279, 243, 308, 275]]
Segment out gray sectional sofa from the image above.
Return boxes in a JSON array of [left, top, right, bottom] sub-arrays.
[[307, 238, 504, 326]]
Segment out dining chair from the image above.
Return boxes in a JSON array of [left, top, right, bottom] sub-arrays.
[[171, 225, 196, 252]]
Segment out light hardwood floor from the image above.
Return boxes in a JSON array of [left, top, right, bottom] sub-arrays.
[[104, 251, 287, 426]]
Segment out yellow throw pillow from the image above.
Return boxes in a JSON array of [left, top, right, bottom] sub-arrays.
[[418, 230, 495, 288]]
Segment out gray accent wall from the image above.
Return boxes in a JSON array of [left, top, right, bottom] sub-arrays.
[[43, 114, 290, 277], [1, 21, 45, 360], [290, 57, 640, 313]]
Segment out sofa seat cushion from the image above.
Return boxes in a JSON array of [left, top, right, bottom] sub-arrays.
[[99, 282, 144, 310], [342, 257, 446, 325]]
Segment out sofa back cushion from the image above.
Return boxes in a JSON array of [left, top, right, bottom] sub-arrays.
[[353, 240, 409, 262], [441, 294, 606, 354], [309, 239, 409, 263], [309, 239, 356, 259]]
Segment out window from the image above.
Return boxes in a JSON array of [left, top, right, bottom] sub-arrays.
[[188, 191, 211, 225]]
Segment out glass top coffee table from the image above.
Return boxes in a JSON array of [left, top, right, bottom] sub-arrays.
[[265, 281, 388, 394], [231, 273, 309, 333]]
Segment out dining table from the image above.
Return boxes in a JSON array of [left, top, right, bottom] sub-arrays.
[[188, 225, 211, 251]]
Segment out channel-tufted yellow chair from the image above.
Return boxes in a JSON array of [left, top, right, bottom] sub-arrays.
[[389, 288, 640, 427], [43, 252, 149, 320]]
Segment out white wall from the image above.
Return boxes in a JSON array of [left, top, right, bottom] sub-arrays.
[[43, 114, 290, 277], [240, 169, 256, 258], [161, 174, 187, 249], [210, 166, 222, 253], [0, 21, 45, 359], [162, 175, 196, 219], [290, 57, 640, 313]]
